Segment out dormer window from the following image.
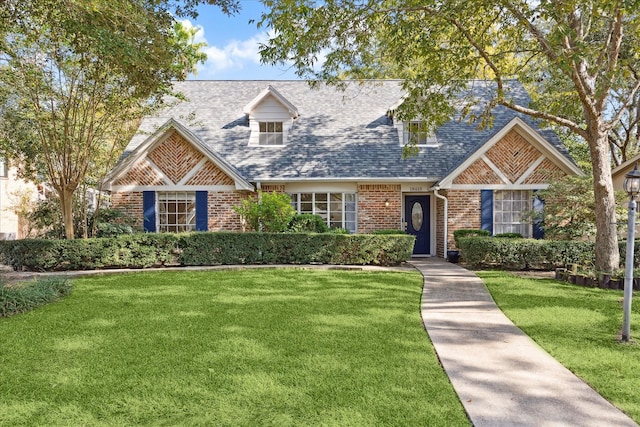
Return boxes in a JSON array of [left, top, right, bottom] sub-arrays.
[[259, 122, 284, 146], [404, 121, 438, 146], [244, 85, 299, 147]]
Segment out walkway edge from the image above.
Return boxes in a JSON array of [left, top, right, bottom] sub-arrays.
[[412, 258, 638, 427]]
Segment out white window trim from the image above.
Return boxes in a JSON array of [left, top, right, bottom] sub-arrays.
[[156, 191, 197, 233], [258, 121, 284, 146], [493, 190, 532, 237]]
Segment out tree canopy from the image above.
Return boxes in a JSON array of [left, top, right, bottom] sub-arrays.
[[258, 0, 640, 272], [0, 0, 233, 239]]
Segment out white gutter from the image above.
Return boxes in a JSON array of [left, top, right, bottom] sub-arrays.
[[433, 187, 448, 258]]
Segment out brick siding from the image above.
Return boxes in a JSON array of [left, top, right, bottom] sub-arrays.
[[111, 192, 144, 228], [447, 190, 481, 249], [357, 184, 402, 233], [454, 158, 503, 185], [485, 130, 541, 183], [187, 160, 235, 186], [524, 158, 565, 184], [208, 191, 250, 231], [114, 160, 165, 186], [148, 131, 205, 184]]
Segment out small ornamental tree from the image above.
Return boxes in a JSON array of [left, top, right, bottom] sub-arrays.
[[234, 191, 295, 232], [533, 175, 627, 241]]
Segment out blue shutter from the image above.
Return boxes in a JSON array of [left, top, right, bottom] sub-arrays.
[[532, 192, 545, 239], [195, 191, 208, 231], [143, 191, 156, 232], [481, 190, 493, 234]]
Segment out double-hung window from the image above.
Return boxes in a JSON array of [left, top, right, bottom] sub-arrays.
[[157, 192, 196, 233], [259, 122, 284, 145], [493, 190, 532, 237], [290, 192, 357, 232], [404, 121, 437, 146]]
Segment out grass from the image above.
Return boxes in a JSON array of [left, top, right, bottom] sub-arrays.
[[0, 277, 72, 317], [478, 271, 640, 423], [0, 269, 468, 426]]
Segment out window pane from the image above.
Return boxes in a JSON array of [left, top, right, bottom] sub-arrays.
[[493, 190, 531, 237], [157, 192, 196, 233]]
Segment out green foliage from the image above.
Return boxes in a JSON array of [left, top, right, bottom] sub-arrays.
[[288, 213, 330, 233], [494, 233, 523, 239], [457, 236, 597, 270], [27, 198, 140, 239], [0, 0, 213, 239], [233, 192, 296, 232], [0, 232, 415, 271], [533, 175, 627, 240], [0, 278, 71, 317], [453, 229, 491, 248]]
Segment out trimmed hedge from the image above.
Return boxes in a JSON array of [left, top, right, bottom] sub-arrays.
[[0, 232, 415, 272], [456, 236, 640, 270]]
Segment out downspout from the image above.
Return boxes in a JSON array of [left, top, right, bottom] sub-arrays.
[[433, 187, 448, 258]]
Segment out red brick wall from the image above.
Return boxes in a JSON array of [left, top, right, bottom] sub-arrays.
[[148, 132, 205, 184], [357, 184, 402, 233], [447, 190, 481, 249], [485, 130, 541, 183], [454, 158, 502, 185], [208, 191, 250, 231], [111, 192, 144, 228]]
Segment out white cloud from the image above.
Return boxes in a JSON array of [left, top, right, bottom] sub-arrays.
[[180, 19, 271, 79]]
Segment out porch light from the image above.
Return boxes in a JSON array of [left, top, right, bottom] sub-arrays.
[[622, 163, 640, 342], [385, 199, 390, 207]]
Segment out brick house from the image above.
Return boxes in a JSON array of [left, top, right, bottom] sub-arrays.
[[104, 80, 581, 257]]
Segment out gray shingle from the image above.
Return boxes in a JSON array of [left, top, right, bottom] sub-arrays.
[[124, 80, 573, 182]]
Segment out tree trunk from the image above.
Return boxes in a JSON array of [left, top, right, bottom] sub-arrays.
[[59, 186, 75, 240], [589, 129, 620, 272]]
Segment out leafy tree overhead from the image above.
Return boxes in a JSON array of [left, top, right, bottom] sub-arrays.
[[258, 0, 640, 272], [0, 0, 233, 239]]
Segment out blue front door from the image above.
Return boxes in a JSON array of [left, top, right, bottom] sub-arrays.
[[405, 195, 431, 255]]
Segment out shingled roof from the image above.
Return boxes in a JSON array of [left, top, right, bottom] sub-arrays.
[[123, 80, 574, 183]]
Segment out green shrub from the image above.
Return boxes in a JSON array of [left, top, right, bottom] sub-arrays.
[[453, 229, 491, 247], [0, 232, 415, 271], [288, 214, 330, 233], [328, 228, 350, 234], [0, 277, 72, 317], [493, 232, 523, 238], [233, 192, 296, 232], [457, 236, 595, 270]]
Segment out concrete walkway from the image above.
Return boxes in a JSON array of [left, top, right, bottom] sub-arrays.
[[411, 257, 637, 427]]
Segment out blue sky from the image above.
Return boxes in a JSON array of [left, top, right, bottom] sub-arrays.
[[183, 1, 301, 80]]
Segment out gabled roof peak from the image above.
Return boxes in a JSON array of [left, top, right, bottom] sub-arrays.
[[243, 85, 299, 118]]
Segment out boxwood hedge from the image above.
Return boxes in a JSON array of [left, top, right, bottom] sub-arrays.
[[456, 236, 639, 270], [0, 232, 415, 272]]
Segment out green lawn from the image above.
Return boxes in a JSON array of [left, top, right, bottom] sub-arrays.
[[479, 271, 640, 423], [0, 269, 468, 426]]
